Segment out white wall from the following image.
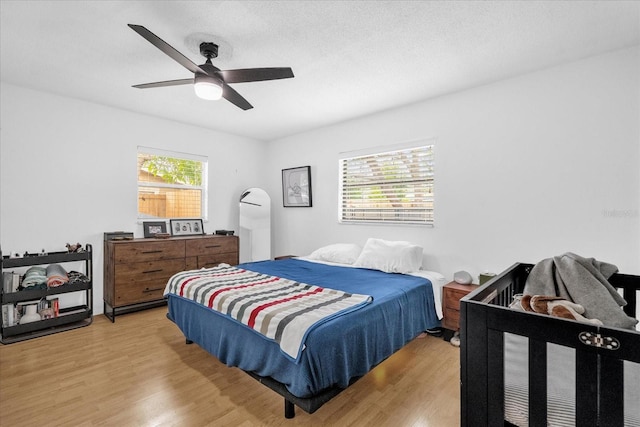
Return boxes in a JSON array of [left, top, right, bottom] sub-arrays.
[[0, 83, 266, 314], [2, 46, 638, 316], [266, 46, 640, 280]]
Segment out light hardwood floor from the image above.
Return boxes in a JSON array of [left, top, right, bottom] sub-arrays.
[[0, 308, 461, 426]]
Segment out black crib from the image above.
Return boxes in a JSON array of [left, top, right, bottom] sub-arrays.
[[460, 262, 640, 426]]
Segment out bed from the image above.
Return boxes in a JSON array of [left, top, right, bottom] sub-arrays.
[[163, 240, 444, 418], [460, 261, 640, 426]]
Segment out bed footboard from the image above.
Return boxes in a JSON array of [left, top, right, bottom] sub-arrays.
[[460, 263, 640, 426]]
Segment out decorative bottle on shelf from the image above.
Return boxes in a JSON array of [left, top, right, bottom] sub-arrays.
[[19, 304, 41, 324]]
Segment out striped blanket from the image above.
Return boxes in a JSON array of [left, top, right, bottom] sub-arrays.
[[164, 264, 373, 361]]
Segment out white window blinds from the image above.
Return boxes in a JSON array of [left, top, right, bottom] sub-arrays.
[[339, 144, 434, 225]]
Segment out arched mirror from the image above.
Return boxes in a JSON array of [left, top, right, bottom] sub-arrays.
[[239, 188, 271, 263]]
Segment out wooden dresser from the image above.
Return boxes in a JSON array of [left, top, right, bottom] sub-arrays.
[[103, 235, 238, 321]]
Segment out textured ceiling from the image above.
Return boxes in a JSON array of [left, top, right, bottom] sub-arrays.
[[1, 1, 639, 141]]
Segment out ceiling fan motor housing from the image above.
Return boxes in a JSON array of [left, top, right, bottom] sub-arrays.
[[200, 42, 219, 59], [195, 72, 222, 85]]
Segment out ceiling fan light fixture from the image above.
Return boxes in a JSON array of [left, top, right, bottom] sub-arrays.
[[194, 74, 223, 100]]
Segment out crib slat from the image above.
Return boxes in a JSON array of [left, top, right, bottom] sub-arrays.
[[487, 329, 504, 426], [528, 339, 547, 426], [575, 351, 598, 426], [599, 356, 624, 426]]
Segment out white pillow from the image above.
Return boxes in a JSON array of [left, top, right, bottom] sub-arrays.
[[353, 238, 423, 274], [307, 243, 362, 265]]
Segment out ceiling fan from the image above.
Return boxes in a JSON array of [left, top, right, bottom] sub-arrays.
[[128, 24, 294, 110]]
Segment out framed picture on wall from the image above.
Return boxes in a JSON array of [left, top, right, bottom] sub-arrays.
[[170, 219, 204, 236], [143, 221, 167, 238], [282, 166, 312, 207]]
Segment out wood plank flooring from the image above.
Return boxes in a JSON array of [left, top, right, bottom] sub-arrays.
[[0, 308, 460, 426]]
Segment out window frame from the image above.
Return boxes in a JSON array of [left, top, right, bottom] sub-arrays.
[[338, 141, 434, 226], [137, 146, 209, 221]]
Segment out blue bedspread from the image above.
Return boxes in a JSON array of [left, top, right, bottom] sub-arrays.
[[167, 258, 439, 398]]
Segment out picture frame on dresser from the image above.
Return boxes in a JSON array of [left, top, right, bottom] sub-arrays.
[[170, 219, 204, 236], [143, 221, 167, 238]]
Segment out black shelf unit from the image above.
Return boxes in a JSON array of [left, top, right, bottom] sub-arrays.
[[1, 245, 93, 344]]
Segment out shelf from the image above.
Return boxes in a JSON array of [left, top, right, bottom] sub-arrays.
[[0, 317, 93, 344], [2, 250, 90, 268], [2, 282, 92, 303], [1, 307, 91, 338], [1, 244, 93, 344]]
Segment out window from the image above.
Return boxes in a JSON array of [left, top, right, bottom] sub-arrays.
[[137, 147, 208, 220], [339, 143, 434, 225]]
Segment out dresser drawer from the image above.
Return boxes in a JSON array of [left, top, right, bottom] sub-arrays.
[[114, 258, 185, 282], [114, 240, 185, 262], [443, 307, 460, 330], [186, 237, 237, 257], [444, 288, 468, 311], [197, 252, 239, 269], [114, 278, 167, 306]]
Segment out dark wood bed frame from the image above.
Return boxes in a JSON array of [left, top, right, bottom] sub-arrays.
[[460, 262, 640, 426]]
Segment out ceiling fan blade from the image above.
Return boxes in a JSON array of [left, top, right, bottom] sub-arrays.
[[220, 67, 294, 84], [222, 84, 253, 110], [128, 24, 207, 75], [133, 78, 194, 89]]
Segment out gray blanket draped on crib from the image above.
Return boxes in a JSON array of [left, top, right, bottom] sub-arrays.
[[523, 252, 638, 330]]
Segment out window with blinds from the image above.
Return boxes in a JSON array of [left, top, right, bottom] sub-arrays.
[[137, 147, 208, 220], [339, 144, 434, 225]]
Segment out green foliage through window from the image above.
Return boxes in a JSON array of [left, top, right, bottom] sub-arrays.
[[141, 156, 202, 186], [137, 148, 208, 220]]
